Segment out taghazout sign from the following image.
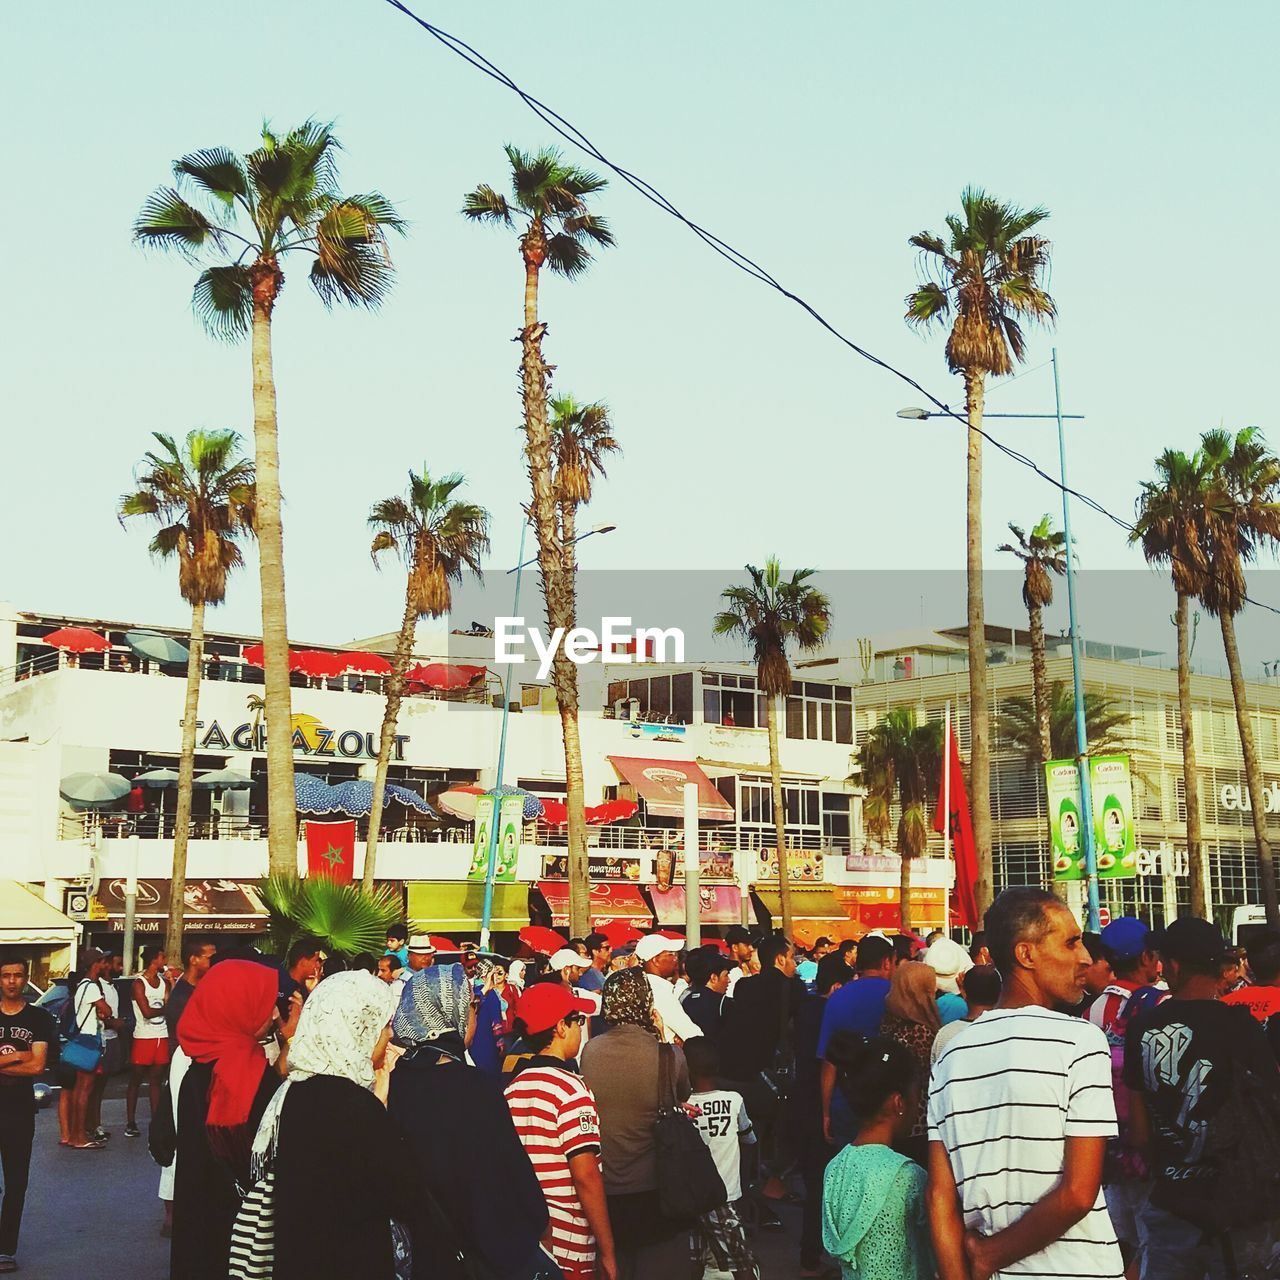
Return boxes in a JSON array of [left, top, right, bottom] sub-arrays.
[[1046, 754, 1138, 882]]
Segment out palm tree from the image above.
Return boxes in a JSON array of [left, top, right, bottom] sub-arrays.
[[464, 146, 613, 936], [364, 471, 490, 891], [999, 681, 1133, 766], [1199, 428, 1280, 924], [134, 120, 404, 878], [119, 430, 255, 958], [1133, 448, 1212, 918], [905, 189, 1056, 916], [714, 559, 831, 939], [550, 395, 619, 573], [997, 517, 1067, 763], [859, 709, 942, 934]]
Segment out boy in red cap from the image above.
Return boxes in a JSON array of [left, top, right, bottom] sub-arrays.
[[503, 984, 616, 1280]]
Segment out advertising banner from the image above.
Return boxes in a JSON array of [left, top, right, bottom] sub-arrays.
[[1046, 756, 1137, 881], [467, 794, 522, 883], [467, 795, 495, 881]]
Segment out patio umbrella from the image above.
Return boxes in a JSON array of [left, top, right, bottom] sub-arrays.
[[295, 774, 338, 815], [291, 650, 351, 679], [343, 651, 393, 676], [425, 935, 456, 952], [595, 920, 644, 949], [329, 780, 438, 818], [43, 627, 110, 654], [586, 799, 639, 825], [437, 784, 544, 822], [538, 798, 568, 825], [134, 768, 181, 789], [241, 643, 265, 666], [124, 631, 190, 665], [519, 926, 567, 956], [406, 662, 486, 690], [194, 768, 254, 790], [60, 772, 131, 806]]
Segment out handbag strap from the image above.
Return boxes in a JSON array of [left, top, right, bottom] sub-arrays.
[[73, 980, 103, 1037], [656, 1041, 676, 1113]]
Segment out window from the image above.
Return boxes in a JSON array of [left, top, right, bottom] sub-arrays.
[[784, 681, 854, 744], [702, 672, 764, 728]]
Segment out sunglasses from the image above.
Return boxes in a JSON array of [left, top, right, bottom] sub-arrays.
[[564, 1012, 587, 1026]]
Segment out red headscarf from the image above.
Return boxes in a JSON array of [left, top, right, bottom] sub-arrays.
[[178, 960, 278, 1156]]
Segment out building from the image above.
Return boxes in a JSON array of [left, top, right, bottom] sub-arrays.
[[1, 602, 957, 960]]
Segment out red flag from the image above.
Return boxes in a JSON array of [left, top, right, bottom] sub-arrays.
[[932, 729, 980, 930], [304, 819, 355, 883]]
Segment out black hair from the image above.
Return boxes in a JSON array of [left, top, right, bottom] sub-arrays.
[[0, 951, 28, 975], [585, 932, 609, 953], [891, 935, 914, 964], [321, 955, 348, 979], [813, 936, 833, 949], [925, 930, 945, 946], [1110, 950, 1148, 980], [964, 964, 1001, 1007], [825, 1031, 917, 1122], [181, 937, 212, 966], [985, 888, 1060, 978], [287, 936, 325, 968], [386, 923, 408, 942], [683, 1036, 720, 1082], [513, 1019, 557, 1053], [1081, 932, 1106, 964], [855, 935, 894, 973], [816, 952, 849, 996], [838, 939, 858, 959], [968, 931, 987, 963], [1251, 943, 1280, 985], [758, 934, 793, 970], [568, 938, 589, 956], [141, 944, 164, 966], [688, 949, 732, 988], [350, 953, 377, 975], [376, 954, 399, 971]]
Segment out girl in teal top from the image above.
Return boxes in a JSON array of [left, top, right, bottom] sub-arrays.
[[821, 1033, 934, 1280]]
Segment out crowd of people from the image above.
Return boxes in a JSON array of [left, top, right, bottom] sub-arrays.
[[0, 894, 1274, 1278]]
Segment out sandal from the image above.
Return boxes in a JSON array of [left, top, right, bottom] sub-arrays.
[[69, 1139, 106, 1150]]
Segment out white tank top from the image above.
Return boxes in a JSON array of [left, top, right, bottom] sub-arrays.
[[134, 972, 167, 1040]]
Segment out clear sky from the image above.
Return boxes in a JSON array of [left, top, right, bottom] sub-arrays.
[[4, 1, 1279, 656]]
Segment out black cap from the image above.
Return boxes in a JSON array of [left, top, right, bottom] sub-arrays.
[[725, 925, 753, 947], [1152, 917, 1227, 965]]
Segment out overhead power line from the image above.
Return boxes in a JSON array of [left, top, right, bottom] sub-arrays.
[[377, 0, 1280, 620]]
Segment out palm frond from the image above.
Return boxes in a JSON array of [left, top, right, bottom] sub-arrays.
[[173, 148, 249, 208], [192, 265, 253, 341], [545, 233, 592, 278], [461, 184, 514, 225], [262, 875, 401, 958], [133, 188, 223, 258]]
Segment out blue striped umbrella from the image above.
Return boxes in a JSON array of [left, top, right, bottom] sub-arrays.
[[294, 775, 438, 818]]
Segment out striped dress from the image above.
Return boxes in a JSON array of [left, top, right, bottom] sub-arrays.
[[504, 1060, 601, 1280]]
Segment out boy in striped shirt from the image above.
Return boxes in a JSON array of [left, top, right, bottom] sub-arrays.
[[504, 984, 617, 1280]]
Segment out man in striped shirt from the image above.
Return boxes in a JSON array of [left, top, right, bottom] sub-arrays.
[[927, 887, 1124, 1280], [504, 983, 617, 1280]]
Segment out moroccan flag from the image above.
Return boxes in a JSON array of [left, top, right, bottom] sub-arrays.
[[932, 729, 980, 931], [304, 819, 355, 884]]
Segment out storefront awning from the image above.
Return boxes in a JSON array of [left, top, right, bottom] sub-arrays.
[[536, 881, 651, 929], [650, 885, 753, 927], [407, 881, 530, 933], [753, 885, 863, 947], [91, 878, 269, 935], [0, 882, 78, 948], [608, 756, 734, 822]]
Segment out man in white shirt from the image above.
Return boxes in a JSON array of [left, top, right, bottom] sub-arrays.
[[927, 887, 1123, 1280], [636, 934, 703, 1044]]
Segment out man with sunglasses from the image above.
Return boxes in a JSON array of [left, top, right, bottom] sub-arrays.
[[504, 985, 616, 1280]]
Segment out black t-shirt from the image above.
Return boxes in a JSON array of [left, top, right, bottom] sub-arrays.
[[1123, 997, 1279, 1202], [681, 988, 724, 1040], [0, 1004, 54, 1110], [166, 977, 196, 1050]]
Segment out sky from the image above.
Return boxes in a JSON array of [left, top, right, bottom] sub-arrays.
[[4, 1, 1280, 664]]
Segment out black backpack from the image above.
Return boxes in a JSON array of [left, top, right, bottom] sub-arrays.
[[653, 1044, 727, 1222]]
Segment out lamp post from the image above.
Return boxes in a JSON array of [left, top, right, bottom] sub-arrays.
[[478, 522, 617, 949], [897, 357, 1100, 932]]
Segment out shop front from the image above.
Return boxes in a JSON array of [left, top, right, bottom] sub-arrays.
[[0, 881, 79, 982], [69, 878, 271, 945], [407, 881, 531, 936]]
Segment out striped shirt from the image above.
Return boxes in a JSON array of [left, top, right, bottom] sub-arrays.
[[505, 1060, 601, 1274], [928, 1006, 1123, 1280]]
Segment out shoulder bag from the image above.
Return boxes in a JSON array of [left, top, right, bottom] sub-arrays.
[[62, 981, 104, 1074], [653, 1042, 727, 1221]]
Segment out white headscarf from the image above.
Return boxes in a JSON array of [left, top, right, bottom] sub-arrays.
[[251, 970, 397, 1181]]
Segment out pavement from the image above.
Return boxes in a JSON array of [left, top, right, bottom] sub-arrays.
[[12, 1091, 819, 1280]]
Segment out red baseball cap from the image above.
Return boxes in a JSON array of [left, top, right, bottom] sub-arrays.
[[516, 983, 596, 1034]]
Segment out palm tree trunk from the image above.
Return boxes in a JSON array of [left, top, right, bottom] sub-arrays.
[[250, 262, 296, 879], [1219, 609, 1279, 923], [165, 599, 205, 961], [559, 698, 589, 937], [1175, 593, 1206, 920], [361, 588, 419, 892], [963, 369, 993, 915], [1029, 601, 1050, 763], [766, 694, 792, 939], [560, 501, 576, 576], [898, 831, 913, 935]]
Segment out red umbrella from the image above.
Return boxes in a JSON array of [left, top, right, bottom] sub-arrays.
[[596, 920, 644, 949], [290, 650, 350, 679], [426, 934, 457, 952], [519, 926, 568, 956], [585, 798, 638, 825], [242, 643, 265, 666], [655, 929, 685, 941], [539, 798, 568, 825], [43, 626, 110, 653], [406, 662, 487, 690], [344, 651, 392, 676]]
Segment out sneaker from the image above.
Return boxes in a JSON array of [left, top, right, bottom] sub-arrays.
[[0, 1253, 19, 1271], [124, 1123, 140, 1138], [91, 1128, 110, 1142]]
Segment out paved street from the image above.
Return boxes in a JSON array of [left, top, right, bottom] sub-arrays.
[[13, 1092, 815, 1280]]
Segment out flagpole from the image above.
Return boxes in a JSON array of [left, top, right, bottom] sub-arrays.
[[943, 702, 952, 938]]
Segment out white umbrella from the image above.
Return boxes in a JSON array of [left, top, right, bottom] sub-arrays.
[[60, 772, 131, 807], [135, 768, 181, 789], [194, 769, 254, 790]]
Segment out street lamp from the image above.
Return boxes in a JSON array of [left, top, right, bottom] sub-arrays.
[[479, 520, 618, 947], [897, 350, 1100, 932]]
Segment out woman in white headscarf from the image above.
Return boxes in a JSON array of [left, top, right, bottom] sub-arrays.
[[259, 971, 412, 1280]]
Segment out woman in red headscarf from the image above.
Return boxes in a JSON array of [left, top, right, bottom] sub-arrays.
[[171, 959, 280, 1280]]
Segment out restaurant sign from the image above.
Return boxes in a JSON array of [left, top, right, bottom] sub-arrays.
[[196, 717, 409, 760], [541, 854, 643, 882]]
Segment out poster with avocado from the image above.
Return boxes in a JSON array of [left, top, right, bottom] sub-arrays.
[[466, 795, 496, 880], [466, 793, 524, 883], [1045, 756, 1138, 881]]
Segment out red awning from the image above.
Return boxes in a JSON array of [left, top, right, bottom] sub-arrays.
[[607, 757, 734, 822], [537, 881, 652, 928], [650, 886, 753, 927]]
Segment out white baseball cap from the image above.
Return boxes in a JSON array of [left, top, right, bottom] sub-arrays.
[[548, 948, 585, 972], [635, 934, 684, 963]]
